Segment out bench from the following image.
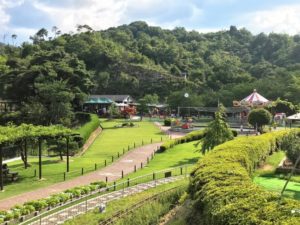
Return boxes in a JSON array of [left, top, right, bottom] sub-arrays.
[[4, 171, 18, 182]]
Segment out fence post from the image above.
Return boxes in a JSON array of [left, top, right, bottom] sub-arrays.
[[151, 138, 152, 143], [147, 157, 149, 164], [123, 148, 125, 154], [118, 152, 120, 158], [142, 140, 144, 145], [128, 145, 130, 151], [105, 159, 107, 166], [85, 196, 87, 212], [134, 165, 136, 172], [112, 156, 114, 162], [95, 163, 97, 171], [63, 172, 66, 181], [81, 168, 84, 175], [121, 170, 124, 178], [34, 169, 37, 177], [134, 142, 136, 148], [114, 181, 116, 191], [180, 167, 183, 175], [127, 178, 130, 187], [161, 136, 162, 141], [141, 162, 143, 169], [153, 172, 155, 180], [106, 176, 108, 183]]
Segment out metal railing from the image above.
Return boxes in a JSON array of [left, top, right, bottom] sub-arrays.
[[19, 165, 193, 225]]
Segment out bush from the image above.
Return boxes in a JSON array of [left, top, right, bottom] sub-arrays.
[[75, 113, 100, 146], [248, 108, 272, 132], [282, 131, 300, 165], [188, 129, 300, 225], [164, 118, 172, 126]]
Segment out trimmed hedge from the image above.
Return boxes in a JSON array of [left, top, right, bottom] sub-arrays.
[[159, 130, 206, 152], [75, 113, 100, 146], [159, 129, 237, 152], [0, 181, 106, 223], [188, 129, 300, 225]]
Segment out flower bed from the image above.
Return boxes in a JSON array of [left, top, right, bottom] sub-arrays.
[[0, 181, 106, 224]]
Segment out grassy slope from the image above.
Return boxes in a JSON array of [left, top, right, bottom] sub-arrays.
[[65, 179, 188, 225], [120, 141, 201, 182], [1, 120, 165, 200]]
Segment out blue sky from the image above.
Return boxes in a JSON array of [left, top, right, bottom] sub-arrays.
[[1, 0, 300, 44]]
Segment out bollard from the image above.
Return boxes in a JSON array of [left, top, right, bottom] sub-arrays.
[[81, 168, 84, 175], [63, 172, 66, 181], [113, 181, 116, 191], [105, 159, 107, 166], [112, 156, 114, 162], [95, 163, 97, 171], [134, 165, 137, 172], [105, 176, 108, 183], [127, 178, 130, 187], [121, 170, 124, 178], [141, 162, 143, 169]]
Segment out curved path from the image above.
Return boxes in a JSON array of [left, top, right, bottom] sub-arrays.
[[0, 124, 185, 210]]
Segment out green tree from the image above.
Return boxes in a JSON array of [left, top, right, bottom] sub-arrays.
[[137, 98, 148, 120], [248, 108, 272, 132], [196, 104, 233, 154]]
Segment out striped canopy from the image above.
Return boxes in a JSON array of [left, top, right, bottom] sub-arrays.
[[241, 89, 269, 104]]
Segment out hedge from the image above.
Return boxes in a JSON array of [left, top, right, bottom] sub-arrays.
[[75, 113, 100, 146], [188, 129, 300, 225], [0, 181, 106, 223], [159, 129, 237, 152]]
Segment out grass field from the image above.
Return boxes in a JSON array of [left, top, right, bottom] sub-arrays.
[[254, 176, 300, 200], [65, 179, 188, 225], [0, 120, 166, 200], [118, 141, 201, 183], [254, 150, 300, 201]]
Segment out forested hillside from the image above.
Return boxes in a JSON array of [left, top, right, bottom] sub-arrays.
[[0, 21, 299, 124]]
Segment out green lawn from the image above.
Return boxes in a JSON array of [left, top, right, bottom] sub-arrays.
[[1, 120, 166, 200], [118, 141, 201, 183], [65, 179, 188, 225], [254, 176, 300, 200]]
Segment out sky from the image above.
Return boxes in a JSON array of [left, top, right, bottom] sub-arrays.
[[1, 0, 300, 44]]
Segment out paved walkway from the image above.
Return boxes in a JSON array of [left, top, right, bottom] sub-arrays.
[[0, 124, 185, 210], [28, 176, 183, 225]]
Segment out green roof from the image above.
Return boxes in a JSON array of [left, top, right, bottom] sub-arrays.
[[85, 97, 113, 104]]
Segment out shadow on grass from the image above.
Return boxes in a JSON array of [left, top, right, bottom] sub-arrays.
[[171, 157, 200, 167]]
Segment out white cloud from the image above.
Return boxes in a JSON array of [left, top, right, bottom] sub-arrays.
[[242, 4, 300, 35], [32, 0, 204, 33]]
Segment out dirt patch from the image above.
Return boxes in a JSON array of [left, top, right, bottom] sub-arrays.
[[260, 164, 274, 171]]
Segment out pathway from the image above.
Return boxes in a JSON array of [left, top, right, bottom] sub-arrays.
[[0, 124, 185, 210], [27, 176, 183, 225]]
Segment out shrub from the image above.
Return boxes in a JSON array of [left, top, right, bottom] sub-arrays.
[[282, 131, 300, 165], [164, 118, 172, 126], [248, 108, 272, 132], [188, 129, 300, 225]]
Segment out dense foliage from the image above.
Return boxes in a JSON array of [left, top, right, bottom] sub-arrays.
[[248, 108, 272, 132], [282, 131, 300, 165], [1, 22, 300, 126], [188, 129, 300, 225], [196, 105, 233, 154]]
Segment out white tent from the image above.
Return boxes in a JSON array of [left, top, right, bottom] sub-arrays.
[[287, 113, 300, 120]]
